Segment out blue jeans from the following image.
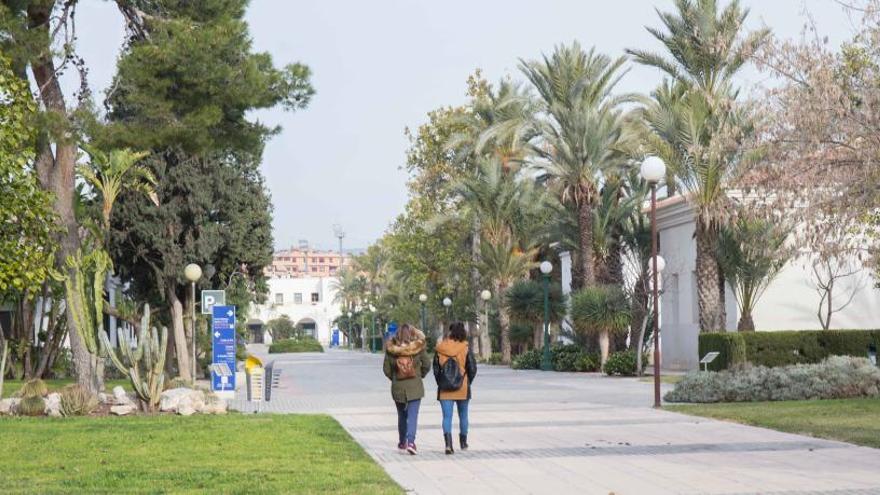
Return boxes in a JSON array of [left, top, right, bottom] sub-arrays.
[[395, 399, 421, 444], [440, 399, 469, 435]]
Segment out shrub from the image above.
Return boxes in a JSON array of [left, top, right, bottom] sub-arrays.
[[575, 353, 600, 372], [665, 356, 880, 403], [59, 384, 99, 416], [603, 350, 641, 376], [550, 344, 599, 372], [16, 378, 48, 398], [511, 349, 542, 370], [268, 337, 324, 354], [487, 352, 503, 365], [699, 329, 880, 370], [18, 395, 46, 416]]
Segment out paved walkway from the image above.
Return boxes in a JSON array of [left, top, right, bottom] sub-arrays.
[[232, 348, 880, 495]]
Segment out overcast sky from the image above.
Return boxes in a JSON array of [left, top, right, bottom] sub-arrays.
[[69, 0, 854, 251]]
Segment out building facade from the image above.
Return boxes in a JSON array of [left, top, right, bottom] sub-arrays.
[[249, 277, 342, 345], [653, 195, 880, 370], [265, 245, 348, 279]]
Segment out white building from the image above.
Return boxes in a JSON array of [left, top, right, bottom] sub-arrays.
[[654, 195, 880, 370], [249, 277, 342, 345]]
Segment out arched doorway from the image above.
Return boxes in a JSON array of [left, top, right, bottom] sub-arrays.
[[295, 317, 317, 339]]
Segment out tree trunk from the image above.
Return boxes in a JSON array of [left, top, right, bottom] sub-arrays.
[[26, 2, 101, 392], [498, 284, 512, 365], [577, 201, 596, 288], [168, 286, 193, 382], [599, 331, 610, 368], [718, 269, 727, 330], [737, 313, 755, 332], [695, 223, 724, 332]]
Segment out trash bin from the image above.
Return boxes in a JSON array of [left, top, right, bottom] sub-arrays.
[[245, 355, 264, 402]]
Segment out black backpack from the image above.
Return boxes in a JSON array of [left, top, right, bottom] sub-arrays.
[[436, 355, 464, 391]]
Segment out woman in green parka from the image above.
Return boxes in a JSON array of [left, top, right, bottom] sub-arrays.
[[383, 324, 431, 455]]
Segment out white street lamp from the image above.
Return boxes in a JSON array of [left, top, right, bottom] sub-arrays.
[[640, 156, 666, 183], [539, 261, 553, 275], [654, 255, 666, 274], [442, 297, 452, 307], [641, 155, 667, 408], [419, 293, 428, 303], [183, 263, 202, 383], [480, 290, 491, 301]]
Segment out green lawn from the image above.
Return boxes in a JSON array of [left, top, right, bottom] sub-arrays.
[[2, 379, 131, 398], [667, 398, 880, 449], [0, 414, 402, 494]]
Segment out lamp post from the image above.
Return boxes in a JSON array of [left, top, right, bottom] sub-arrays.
[[369, 304, 377, 353], [480, 290, 491, 358], [419, 294, 428, 332], [443, 297, 452, 321], [184, 263, 202, 383], [641, 155, 666, 408], [539, 261, 553, 371], [347, 311, 353, 349]]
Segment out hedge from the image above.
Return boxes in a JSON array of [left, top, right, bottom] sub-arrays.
[[268, 337, 324, 354], [699, 330, 880, 370]]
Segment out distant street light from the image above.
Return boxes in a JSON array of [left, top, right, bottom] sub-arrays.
[[184, 263, 202, 382], [347, 311, 353, 349], [480, 290, 491, 358], [443, 297, 452, 322], [540, 261, 553, 371], [419, 294, 428, 332], [641, 155, 667, 408], [369, 304, 377, 353]]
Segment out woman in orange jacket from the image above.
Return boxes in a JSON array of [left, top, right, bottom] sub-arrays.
[[433, 322, 477, 455]]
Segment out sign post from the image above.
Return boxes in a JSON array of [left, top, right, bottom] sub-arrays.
[[212, 305, 237, 399]]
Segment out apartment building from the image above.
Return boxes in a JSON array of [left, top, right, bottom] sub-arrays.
[[265, 246, 348, 278]]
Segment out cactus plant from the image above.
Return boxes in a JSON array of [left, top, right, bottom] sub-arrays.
[[17, 378, 48, 399], [59, 384, 99, 416], [65, 248, 113, 392], [99, 304, 168, 411], [18, 395, 46, 416]]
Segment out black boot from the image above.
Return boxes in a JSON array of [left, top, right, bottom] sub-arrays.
[[459, 434, 468, 451], [444, 433, 454, 455]]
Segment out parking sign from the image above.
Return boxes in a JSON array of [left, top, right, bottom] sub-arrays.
[[201, 290, 226, 315]]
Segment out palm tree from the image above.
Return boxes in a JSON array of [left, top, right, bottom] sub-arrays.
[[78, 146, 157, 236], [717, 215, 791, 331], [452, 159, 547, 363], [627, 0, 769, 97], [628, 0, 769, 332], [480, 238, 537, 364], [571, 285, 631, 367], [518, 42, 635, 289]]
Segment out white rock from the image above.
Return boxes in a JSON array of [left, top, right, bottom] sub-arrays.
[[110, 404, 136, 416], [98, 393, 110, 404], [199, 394, 228, 415], [160, 387, 206, 413], [45, 393, 62, 417], [177, 405, 197, 416], [0, 398, 19, 415], [113, 386, 134, 406]]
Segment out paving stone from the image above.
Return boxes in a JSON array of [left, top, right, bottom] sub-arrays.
[[230, 348, 880, 495]]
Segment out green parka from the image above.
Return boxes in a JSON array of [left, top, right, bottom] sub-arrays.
[[383, 330, 431, 403]]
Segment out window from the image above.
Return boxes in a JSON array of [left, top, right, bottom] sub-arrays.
[[294, 293, 303, 304], [311, 292, 320, 303], [319, 257, 325, 263], [274, 293, 283, 304], [311, 266, 318, 272]]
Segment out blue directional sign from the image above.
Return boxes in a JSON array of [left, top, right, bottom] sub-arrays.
[[211, 305, 237, 395]]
